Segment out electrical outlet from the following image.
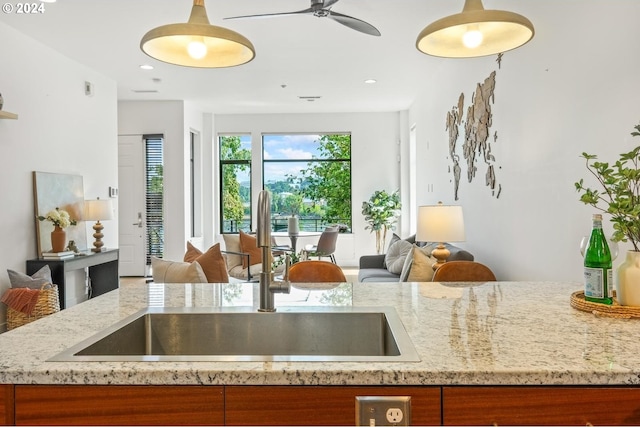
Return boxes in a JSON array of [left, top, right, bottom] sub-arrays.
[[356, 396, 411, 426], [386, 408, 403, 424]]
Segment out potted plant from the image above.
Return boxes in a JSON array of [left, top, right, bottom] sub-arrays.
[[361, 189, 401, 254], [575, 122, 640, 305]]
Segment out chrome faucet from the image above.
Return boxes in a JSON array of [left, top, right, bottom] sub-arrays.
[[257, 190, 291, 312]]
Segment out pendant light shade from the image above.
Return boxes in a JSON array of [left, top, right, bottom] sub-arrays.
[[416, 0, 534, 58], [140, 0, 255, 68]]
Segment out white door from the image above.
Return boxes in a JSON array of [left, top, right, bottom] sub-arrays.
[[118, 135, 146, 276]]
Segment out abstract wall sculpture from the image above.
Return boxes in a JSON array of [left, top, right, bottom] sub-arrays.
[[446, 71, 501, 200]]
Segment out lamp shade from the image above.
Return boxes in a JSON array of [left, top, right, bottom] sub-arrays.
[[84, 199, 114, 221], [140, 0, 255, 68], [416, 0, 534, 58], [416, 203, 465, 243]]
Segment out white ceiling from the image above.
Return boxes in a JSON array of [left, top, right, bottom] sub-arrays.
[[1, 0, 483, 114]]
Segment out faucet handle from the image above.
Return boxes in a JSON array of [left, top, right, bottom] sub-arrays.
[[282, 254, 291, 282]]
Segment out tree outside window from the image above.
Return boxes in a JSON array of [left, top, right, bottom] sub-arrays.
[[263, 134, 352, 232], [220, 135, 251, 233]]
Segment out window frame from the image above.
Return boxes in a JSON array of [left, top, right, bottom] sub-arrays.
[[219, 134, 252, 234], [262, 133, 352, 233]]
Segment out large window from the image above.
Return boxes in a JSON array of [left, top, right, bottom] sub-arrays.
[[220, 135, 252, 233], [263, 134, 352, 232]]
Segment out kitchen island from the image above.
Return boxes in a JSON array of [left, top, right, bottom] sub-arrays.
[[1, 280, 639, 425]]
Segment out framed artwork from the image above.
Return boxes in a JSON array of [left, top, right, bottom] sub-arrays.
[[32, 171, 87, 256]]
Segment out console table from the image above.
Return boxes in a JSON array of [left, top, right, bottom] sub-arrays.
[[26, 249, 119, 309]]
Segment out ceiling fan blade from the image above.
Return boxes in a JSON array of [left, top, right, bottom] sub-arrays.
[[328, 10, 381, 36], [225, 7, 313, 21], [322, 0, 341, 8]]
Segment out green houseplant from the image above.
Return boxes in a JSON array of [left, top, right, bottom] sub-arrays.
[[362, 189, 401, 254], [575, 122, 640, 305]]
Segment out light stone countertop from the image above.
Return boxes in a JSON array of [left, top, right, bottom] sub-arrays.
[[1, 280, 639, 386]]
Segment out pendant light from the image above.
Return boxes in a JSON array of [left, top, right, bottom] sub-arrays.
[[140, 0, 255, 68], [416, 0, 534, 58]]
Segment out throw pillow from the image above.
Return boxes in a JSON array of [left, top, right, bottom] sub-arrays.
[[192, 243, 229, 283], [406, 246, 437, 282], [151, 257, 207, 283], [7, 265, 53, 289], [222, 234, 243, 269], [385, 239, 413, 274], [183, 241, 202, 263], [239, 230, 262, 269], [387, 233, 401, 252], [399, 245, 416, 282]]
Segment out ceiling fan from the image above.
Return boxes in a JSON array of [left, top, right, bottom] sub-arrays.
[[225, 0, 381, 36]]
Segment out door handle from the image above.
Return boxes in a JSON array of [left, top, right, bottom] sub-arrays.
[[133, 212, 143, 228]]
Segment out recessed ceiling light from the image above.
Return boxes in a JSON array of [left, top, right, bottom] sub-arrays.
[[365, 79, 377, 84], [140, 64, 154, 70], [39, 0, 56, 3]]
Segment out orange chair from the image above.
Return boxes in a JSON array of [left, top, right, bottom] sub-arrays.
[[288, 260, 347, 282], [432, 261, 497, 282]]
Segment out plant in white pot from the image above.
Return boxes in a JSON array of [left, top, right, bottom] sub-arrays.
[[575, 122, 640, 305], [362, 189, 401, 254]]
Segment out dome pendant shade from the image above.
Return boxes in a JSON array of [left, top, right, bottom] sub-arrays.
[[416, 0, 534, 58], [140, 0, 255, 68]]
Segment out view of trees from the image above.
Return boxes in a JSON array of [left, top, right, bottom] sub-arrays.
[[220, 136, 251, 232], [284, 134, 351, 226], [220, 134, 352, 233]]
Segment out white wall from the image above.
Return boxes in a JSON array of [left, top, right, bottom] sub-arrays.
[[214, 112, 401, 266], [118, 100, 206, 262], [0, 22, 118, 322], [407, 0, 640, 282]]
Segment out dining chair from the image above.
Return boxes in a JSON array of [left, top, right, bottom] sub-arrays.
[[303, 226, 339, 263], [432, 261, 497, 282], [288, 260, 347, 282]]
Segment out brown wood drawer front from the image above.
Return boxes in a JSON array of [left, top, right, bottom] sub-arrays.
[[0, 385, 14, 426], [225, 385, 441, 426], [15, 385, 224, 426], [444, 386, 640, 426]]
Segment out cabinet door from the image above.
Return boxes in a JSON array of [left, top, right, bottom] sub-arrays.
[[15, 385, 224, 426], [444, 386, 640, 426], [0, 385, 14, 425], [225, 385, 441, 426]]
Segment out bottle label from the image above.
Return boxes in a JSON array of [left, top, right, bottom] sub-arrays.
[[584, 267, 612, 299]]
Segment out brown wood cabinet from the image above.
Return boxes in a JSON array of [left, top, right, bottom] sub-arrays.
[[14, 385, 224, 426], [226, 386, 441, 426], [0, 385, 14, 425], [8, 384, 640, 426], [443, 386, 640, 426]]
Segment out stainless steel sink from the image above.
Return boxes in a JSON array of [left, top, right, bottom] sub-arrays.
[[49, 307, 420, 362]]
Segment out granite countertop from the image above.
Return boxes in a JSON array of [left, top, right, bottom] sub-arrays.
[[1, 280, 639, 386]]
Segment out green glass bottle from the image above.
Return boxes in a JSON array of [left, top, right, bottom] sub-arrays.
[[584, 214, 613, 305]]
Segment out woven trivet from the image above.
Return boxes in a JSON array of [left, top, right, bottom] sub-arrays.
[[570, 290, 640, 319]]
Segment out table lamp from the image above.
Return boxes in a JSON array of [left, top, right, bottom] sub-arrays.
[[416, 202, 465, 271], [84, 198, 114, 253]]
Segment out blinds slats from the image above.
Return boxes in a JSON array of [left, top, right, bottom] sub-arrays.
[[146, 137, 164, 264]]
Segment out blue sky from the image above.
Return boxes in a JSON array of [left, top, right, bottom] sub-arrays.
[[263, 134, 325, 182]]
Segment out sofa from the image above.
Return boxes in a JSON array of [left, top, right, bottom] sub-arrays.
[[358, 234, 474, 282]]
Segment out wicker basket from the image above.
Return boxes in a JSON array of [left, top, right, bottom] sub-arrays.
[[570, 290, 640, 319], [6, 284, 60, 330]]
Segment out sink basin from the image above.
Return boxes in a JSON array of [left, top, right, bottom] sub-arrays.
[[49, 307, 420, 362]]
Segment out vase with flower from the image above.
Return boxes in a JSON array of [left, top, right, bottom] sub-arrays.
[[575, 122, 640, 306], [38, 207, 77, 253]]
